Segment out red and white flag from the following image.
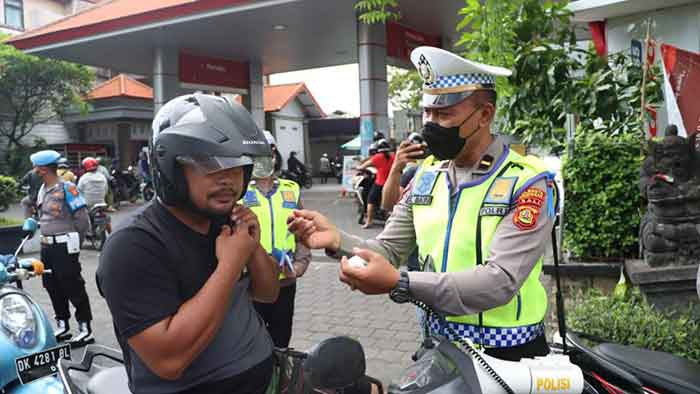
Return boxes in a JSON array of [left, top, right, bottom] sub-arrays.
[[661, 44, 700, 137]]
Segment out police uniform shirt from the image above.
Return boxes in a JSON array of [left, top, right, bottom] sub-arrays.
[[335, 136, 554, 316], [38, 182, 89, 236]]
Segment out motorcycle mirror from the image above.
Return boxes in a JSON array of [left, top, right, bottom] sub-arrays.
[[303, 336, 366, 391]]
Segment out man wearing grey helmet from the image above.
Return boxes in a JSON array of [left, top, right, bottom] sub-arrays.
[[97, 94, 279, 393]]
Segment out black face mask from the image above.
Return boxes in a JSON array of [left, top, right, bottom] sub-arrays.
[[421, 106, 482, 160]]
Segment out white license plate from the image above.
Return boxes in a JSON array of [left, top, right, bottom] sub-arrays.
[[15, 343, 71, 384]]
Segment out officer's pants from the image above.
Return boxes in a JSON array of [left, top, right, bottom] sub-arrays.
[[40, 242, 93, 323], [254, 283, 296, 348]]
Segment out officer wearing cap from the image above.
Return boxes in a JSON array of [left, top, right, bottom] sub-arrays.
[[243, 130, 312, 348], [31, 150, 94, 347], [289, 46, 559, 361]]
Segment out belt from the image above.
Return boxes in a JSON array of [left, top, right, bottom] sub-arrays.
[[428, 316, 544, 348], [41, 234, 70, 245]]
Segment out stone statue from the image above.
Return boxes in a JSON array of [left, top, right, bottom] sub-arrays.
[[640, 125, 700, 267]]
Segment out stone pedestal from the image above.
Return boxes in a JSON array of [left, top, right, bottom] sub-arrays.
[[625, 259, 699, 317]]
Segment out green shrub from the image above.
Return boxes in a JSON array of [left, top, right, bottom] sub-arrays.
[[0, 175, 18, 208], [0, 217, 22, 227], [569, 288, 700, 362], [562, 131, 642, 259]]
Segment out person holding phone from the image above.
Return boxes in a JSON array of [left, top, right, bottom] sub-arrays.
[[97, 94, 280, 394]]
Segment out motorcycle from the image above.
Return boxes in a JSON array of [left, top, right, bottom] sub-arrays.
[[545, 226, 700, 394], [331, 159, 343, 184], [281, 167, 313, 189], [57, 310, 586, 394], [352, 167, 389, 225], [84, 203, 109, 251], [140, 180, 154, 202], [0, 229, 67, 393], [109, 167, 139, 209]]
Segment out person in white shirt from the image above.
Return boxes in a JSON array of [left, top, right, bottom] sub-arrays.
[[78, 157, 112, 234]]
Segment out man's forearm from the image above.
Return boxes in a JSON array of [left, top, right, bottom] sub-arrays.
[[247, 245, 280, 302], [381, 168, 402, 211]]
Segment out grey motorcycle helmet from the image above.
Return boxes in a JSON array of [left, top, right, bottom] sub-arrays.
[[150, 93, 271, 206]]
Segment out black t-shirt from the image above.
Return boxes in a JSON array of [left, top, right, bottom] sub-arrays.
[[97, 201, 272, 394]]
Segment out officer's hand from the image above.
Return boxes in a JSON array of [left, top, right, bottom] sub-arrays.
[[232, 204, 261, 243], [339, 248, 400, 295], [287, 210, 340, 251], [216, 224, 256, 271], [392, 140, 425, 174]]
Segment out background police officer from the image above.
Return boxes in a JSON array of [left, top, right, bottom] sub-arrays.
[[244, 130, 311, 348], [288, 46, 558, 361], [31, 150, 94, 347]]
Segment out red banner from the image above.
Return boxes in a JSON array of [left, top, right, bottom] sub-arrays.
[[386, 22, 441, 63], [588, 21, 607, 57], [179, 52, 249, 90], [661, 44, 700, 136]]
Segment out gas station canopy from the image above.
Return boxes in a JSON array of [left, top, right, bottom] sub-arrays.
[[9, 0, 465, 76]]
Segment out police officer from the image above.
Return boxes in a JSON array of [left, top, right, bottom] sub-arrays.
[[31, 150, 94, 347], [288, 47, 559, 361], [244, 130, 311, 348]]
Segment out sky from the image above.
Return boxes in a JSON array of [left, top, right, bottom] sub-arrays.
[[270, 64, 398, 117]]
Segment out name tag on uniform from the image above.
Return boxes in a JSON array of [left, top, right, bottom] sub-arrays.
[[243, 191, 260, 207], [479, 205, 510, 217], [281, 191, 297, 209], [410, 171, 438, 206]]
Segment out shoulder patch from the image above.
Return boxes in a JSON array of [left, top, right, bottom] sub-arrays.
[[513, 186, 544, 230], [517, 187, 545, 208]]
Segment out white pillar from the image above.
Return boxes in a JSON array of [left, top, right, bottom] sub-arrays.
[[153, 46, 180, 114], [248, 61, 265, 129], [358, 21, 388, 157]]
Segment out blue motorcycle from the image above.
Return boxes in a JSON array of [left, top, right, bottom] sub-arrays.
[[0, 222, 67, 393]]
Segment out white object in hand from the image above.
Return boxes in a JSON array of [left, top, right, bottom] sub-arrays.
[[347, 255, 368, 268]]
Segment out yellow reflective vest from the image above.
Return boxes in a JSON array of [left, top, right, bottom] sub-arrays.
[[241, 179, 300, 280], [411, 146, 557, 340]]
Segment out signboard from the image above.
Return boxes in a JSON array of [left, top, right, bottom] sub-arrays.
[[65, 144, 107, 153], [631, 39, 642, 66], [342, 155, 361, 192], [386, 22, 441, 63], [179, 52, 249, 92]]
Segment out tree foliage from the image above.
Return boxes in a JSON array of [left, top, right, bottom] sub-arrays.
[[0, 38, 93, 174], [354, 0, 400, 24], [387, 67, 422, 111]]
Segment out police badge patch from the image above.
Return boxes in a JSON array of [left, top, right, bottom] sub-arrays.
[[243, 190, 260, 207], [410, 170, 438, 206], [484, 177, 517, 205], [281, 191, 297, 209]]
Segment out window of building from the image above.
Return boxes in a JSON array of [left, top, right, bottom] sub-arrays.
[[4, 0, 24, 30]]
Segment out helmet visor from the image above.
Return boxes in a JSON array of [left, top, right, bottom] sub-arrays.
[[176, 154, 253, 175]]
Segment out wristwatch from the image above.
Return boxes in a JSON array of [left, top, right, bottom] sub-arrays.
[[389, 271, 411, 304]]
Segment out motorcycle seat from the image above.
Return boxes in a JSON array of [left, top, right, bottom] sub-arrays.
[[595, 342, 700, 394], [86, 366, 130, 394]]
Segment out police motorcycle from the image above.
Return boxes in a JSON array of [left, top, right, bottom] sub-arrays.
[[0, 219, 68, 393]]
